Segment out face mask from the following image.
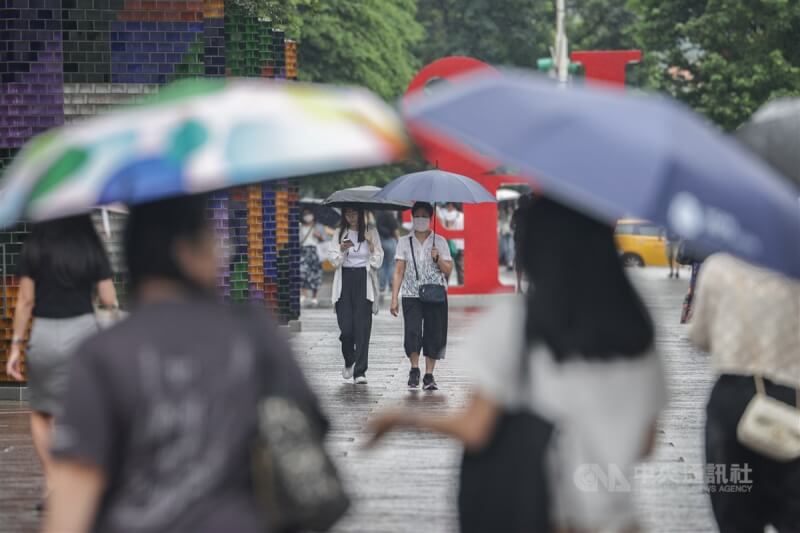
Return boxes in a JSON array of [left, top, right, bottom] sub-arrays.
[[444, 210, 458, 222], [303, 214, 314, 223], [413, 217, 430, 232]]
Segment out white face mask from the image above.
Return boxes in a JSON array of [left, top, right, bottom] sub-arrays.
[[444, 210, 458, 222], [303, 214, 314, 223], [413, 217, 430, 232]]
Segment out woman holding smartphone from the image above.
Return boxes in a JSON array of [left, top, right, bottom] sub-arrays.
[[328, 207, 383, 384]]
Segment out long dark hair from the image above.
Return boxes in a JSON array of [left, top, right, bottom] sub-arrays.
[[518, 198, 654, 361], [124, 194, 212, 292], [338, 206, 366, 243], [20, 215, 111, 287]]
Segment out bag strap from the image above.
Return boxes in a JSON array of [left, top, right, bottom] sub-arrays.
[[410, 235, 420, 281], [753, 375, 800, 410]]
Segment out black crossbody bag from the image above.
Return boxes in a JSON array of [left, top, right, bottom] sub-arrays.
[[409, 235, 447, 304], [458, 345, 554, 533]]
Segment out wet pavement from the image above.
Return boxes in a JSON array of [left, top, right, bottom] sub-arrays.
[[0, 266, 717, 532]]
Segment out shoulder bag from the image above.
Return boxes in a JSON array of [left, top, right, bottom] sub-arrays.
[[736, 375, 800, 461], [409, 235, 447, 304], [245, 311, 350, 532], [458, 344, 554, 533]]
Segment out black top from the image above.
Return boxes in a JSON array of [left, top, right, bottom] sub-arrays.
[[52, 299, 326, 533], [17, 254, 112, 319], [376, 211, 400, 240]]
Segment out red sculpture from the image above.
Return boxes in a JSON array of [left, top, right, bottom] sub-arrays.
[[403, 52, 640, 295]]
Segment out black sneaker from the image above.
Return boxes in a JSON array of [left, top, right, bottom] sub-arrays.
[[408, 367, 421, 389], [423, 373, 438, 391]]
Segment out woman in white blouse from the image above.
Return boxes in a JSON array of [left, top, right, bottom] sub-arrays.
[[370, 198, 665, 532], [689, 253, 800, 532], [328, 207, 383, 384]]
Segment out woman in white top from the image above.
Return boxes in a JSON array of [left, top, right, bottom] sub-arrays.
[[370, 198, 666, 532], [689, 253, 800, 532], [328, 207, 383, 384]]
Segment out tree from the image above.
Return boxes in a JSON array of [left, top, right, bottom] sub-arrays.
[[415, 0, 554, 68], [250, 0, 423, 196], [567, 0, 638, 52], [630, 0, 800, 130]]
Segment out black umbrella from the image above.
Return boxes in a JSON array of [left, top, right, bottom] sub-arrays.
[[737, 98, 800, 188], [299, 199, 340, 228], [323, 185, 412, 211]]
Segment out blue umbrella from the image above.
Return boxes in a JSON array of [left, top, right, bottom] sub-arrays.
[[374, 170, 496, 204], [403, 69, 800, 278]]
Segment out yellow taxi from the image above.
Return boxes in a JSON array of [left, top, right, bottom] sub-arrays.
[[614, 219, 669, 267]]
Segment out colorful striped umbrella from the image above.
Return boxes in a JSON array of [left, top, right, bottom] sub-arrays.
[[0, 78, 408, 227]]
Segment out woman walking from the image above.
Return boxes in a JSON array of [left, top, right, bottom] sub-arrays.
[[44, 196, 327, 533], [390, 202, 453, 391], [328, 207, 383, 384], [690, 254, 800, 532], [299, 208, 326, 307], [373, 198, 666, 532], [5, 216, 118, 509]]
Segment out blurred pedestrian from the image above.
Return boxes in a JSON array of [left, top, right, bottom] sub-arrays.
[[375, 210, 400, 295], [498, 205, 514, 270], [390, 202, 453, 391], [371, 198, 665, 532], [676, 242, 704, 323], [511, 194, 534, 293], [4, 216, 117, 511], [441, 202, 465, 285], [44, 195, 325, 533], [663, 228, 680, 279], [689, 253, 800, 533], [329, 207, 383, 384], [299, 208, 326, 307]]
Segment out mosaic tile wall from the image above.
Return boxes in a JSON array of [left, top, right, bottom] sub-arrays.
[[0, 0, 301, 383]]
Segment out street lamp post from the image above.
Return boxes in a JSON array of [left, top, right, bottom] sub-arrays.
[[555, 0, 569, 85]]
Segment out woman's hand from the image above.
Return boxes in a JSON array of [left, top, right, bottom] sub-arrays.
[[6, 345, 24, 381], [341, 240, 354, 251], [390, 297, 399, 317], [365, 411, 408, 447]]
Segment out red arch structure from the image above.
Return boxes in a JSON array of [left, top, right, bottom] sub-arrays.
[[402, 52, 640, 295]]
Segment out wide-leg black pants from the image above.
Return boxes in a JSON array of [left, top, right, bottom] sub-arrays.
[[335, 267, 373, 378]]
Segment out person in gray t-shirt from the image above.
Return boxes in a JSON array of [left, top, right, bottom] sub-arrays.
[[44, 196, 324, 533]]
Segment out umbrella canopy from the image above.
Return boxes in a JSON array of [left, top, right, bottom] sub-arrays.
[[404, 69, 800, 279], [0, 78, 408, 227], [736, 98, 800, 188], [322, 185, 412, 210], [373, 170, 496, 204]]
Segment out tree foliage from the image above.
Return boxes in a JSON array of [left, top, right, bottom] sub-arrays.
[[415, 0, 553, 68], [630, 0, 800, 130], [567, 0, 638, 51]]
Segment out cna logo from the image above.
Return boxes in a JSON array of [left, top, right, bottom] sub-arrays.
[[574, 464, 632, 493], [667, 192, 762, 255]]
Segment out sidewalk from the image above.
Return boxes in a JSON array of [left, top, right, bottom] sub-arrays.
[[0, 267, 716, 533]]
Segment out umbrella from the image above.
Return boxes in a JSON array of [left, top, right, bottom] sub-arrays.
[[736, 98, 800, 187], [299, 198, 341, 228], [403, 69, 800, 279], [373, 170, 496, 205], [0, 78, 408, 227], [496, 188, 521, 201], [322, 185, 412, 210]]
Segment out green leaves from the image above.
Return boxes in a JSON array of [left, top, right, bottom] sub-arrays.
[[632, 0, 800, 130]]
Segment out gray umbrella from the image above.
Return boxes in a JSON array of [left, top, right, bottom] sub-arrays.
[[736, 98, 800, 187], [322, 185, 412, 210], [373, 170, 496, 204]]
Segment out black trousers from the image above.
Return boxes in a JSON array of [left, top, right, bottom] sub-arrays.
[[706, 374, 800, 533], [335, 268, 372, 378], [402, 296, 448, 360]]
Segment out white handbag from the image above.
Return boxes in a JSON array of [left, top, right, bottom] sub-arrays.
[[736, 375, 800, 462]]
